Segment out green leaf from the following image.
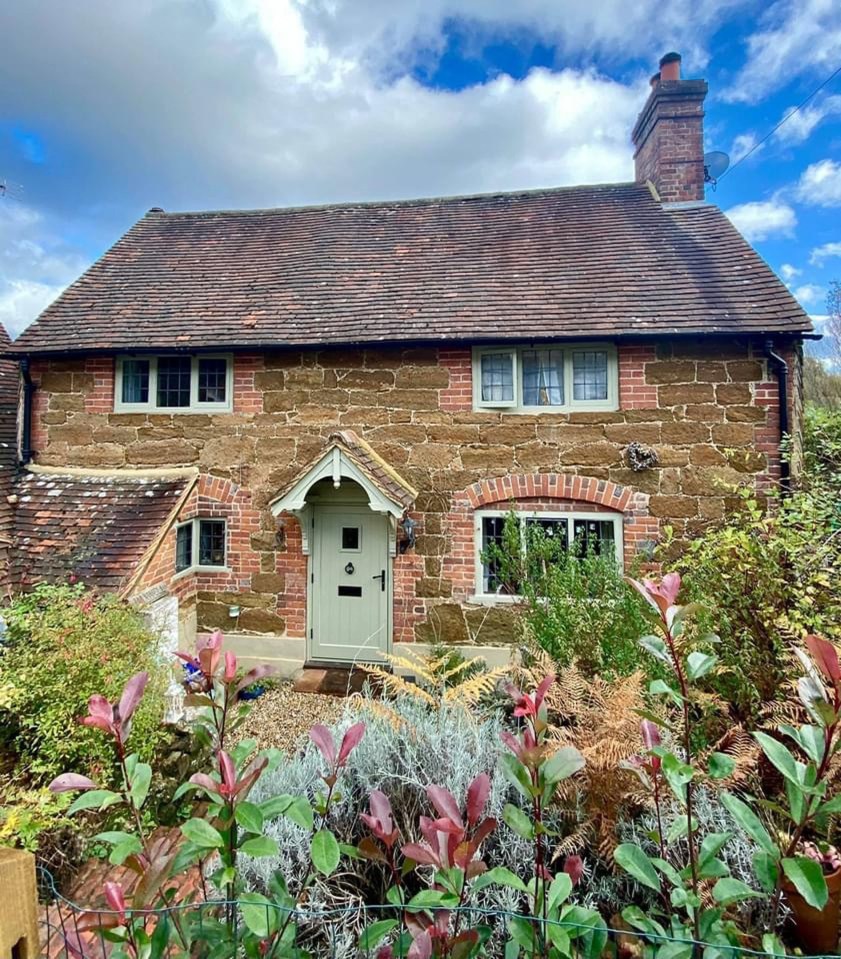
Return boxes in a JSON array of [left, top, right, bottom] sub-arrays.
[[180, 818, 224, 849], [476, 867, 529, 894], [720, 793, 777, 857], [239, 892, 279, 938], [639, 635, 671, 664], [666, 815, 689, 843], [652, 857, 682, 889], [502, 804, 534, 840], [686, 651, 717, 681], [547, 873, 573, 911], [782, 856, 829, 910], [543, 746, 585, 784], [149, 913, 171, 959], [235, 801, 265, 835], [68, 789, 121, 814], [109, 838, 144, 865], [614, 843, 661, 892], [753, 851, 779, 894], [711, 877, 761, 906], [280, 797, 314, 831], [754, 732, 801, 785], [407, 889, 460, 910], [359, 920, 399, 951], [698, 832, 730, 868], [500, 753, 534, 800], [707, 753, 736, 780], [761, 933, 787, 958], [661, 753, 694, 804], [129, 763, 152, 809], [94, 830, 137, 846], [240, 835, 279, 858], [311, 828, 340, 876], [649, 679, 683, 706]]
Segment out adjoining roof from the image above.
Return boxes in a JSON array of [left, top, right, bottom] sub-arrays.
[[12, 182, 811, 354], [271, 430, 417, 518], [12, 468, 194, 589]]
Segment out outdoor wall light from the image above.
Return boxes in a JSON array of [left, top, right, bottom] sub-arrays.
[[228, 605, 241, 619], [275, 519, 286, 549], [399, 515, 417, 554]]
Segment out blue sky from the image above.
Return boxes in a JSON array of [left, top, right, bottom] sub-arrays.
[[0, 0, 839, 343]]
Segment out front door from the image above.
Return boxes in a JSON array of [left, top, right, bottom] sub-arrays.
[[310, 506, 390, 663]]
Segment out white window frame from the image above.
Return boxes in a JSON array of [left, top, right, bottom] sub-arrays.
[[472, 343, 618, 413], [173, 518, 229, 577], [115, 354, 233, 413], [472, 507, 624, 602]]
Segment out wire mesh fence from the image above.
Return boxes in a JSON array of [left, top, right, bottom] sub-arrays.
[[36, 866, 819, 959]]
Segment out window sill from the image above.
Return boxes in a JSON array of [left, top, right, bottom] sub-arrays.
[[467, 593, 525, 605], [173, 565, 231, 582], [114, 406, 233, 415], [474, 404, 619, 415]]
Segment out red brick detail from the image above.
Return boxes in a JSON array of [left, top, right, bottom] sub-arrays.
[[618, 344, 657, 409], [466, 473, 638, 512], [85, 357, 114, 413], [276, 513, 307, 638], [439, 348, 473, 412], [233, 354, 264, 414]]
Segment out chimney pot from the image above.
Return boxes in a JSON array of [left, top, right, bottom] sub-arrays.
[[659, 51, 681, 81], [649, 72, 661, 89]]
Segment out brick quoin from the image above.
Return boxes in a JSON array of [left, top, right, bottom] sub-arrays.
[[618, 344, 658, 409], [85, 357, 115, 413], [438, 348, 473, 412]]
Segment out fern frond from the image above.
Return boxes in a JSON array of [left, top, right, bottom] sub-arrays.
[[367, 667, 439, 707], [441, 658, 482, 681], [443, 667, 507, 704]]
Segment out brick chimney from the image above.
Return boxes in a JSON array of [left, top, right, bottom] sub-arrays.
[[631, 52, 708, 203]]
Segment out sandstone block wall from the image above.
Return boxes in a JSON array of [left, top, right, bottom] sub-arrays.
[[29, 337, 796, 645]]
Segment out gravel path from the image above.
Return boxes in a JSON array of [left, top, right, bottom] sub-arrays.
[[232, 683, 347, 754]]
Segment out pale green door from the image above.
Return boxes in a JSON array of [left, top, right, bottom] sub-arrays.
[[311, 506, 390, 663]]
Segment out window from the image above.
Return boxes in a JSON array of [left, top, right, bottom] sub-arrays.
[[115, 355, 233, 413], [473, 344, 617, 412], [175, 519, 227, 574], [475, 509, 622, 597]]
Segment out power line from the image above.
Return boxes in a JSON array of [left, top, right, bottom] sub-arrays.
[[719, 62, 841, 180]]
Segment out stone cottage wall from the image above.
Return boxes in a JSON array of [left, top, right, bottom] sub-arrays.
[[28, 337, 795, 644]]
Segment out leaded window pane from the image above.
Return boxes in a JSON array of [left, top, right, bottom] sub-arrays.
[[121, 359, 150, 404], [572, 518, 616, 557], [481, 516, 506, 593], [480, 352, 514, 403], [198, 358, 227, 404], [156, 356, 191, 407], [175, 524, 192, 572], [572, 350, 609, 401], [522, 350, 564, 406], [198, 520, 226, 567]]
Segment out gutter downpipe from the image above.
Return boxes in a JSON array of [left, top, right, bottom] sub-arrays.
[[20, 357, 34, 466], [763, 340, 790, 495]]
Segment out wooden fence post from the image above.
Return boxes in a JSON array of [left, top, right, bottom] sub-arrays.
[[0, 848, 40, 959]]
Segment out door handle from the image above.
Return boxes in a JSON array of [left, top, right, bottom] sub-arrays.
[[372, 569, 385, 591]]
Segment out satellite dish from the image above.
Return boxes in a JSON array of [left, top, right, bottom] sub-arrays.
[[703, 151, 730, 187]]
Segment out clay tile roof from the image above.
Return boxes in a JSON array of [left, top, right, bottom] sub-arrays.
[[12, 469, 194, 590], [330, 430, 418, 511], [12, 183, 811, 354]]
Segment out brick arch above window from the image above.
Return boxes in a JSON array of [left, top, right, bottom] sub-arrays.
[[463, 473, 643, 513]]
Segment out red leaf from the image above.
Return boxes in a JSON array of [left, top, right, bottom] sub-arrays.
[[218, 750, 237, 793], [223, 651, 237, 684], [337, 721, 366, 765], [466, 773, 490, 827], [235, 664, 275, 695], [104, 881, 126, 918], [408, 931, 432, 959], [117, 672, 148, 723], [309, 724, 336, 766], [534, 674, 555, 712], [49, 773, 98, 793], [563, 854, 585, 885], [640, 720, 661, 752], [401, 842, 438, 866], [805, 635, 841, 684], [427, 784, 463, 827]]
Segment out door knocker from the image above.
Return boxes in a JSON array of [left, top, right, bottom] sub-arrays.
[[344, 562, 355, 575]]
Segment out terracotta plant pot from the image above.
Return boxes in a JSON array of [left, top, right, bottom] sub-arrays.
[[783, 865, 841, 955]]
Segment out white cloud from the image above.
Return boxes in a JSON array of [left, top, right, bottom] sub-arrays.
[[810, 242, 841, 265], [0, 203, 87, 338], [729, 132, 760, 164], [724, 0, 841, 104], [779, 263, 801, 281], [795, 159, 841, 207], [725, 198, 797, 241], [775, 95, 841, 145], [792, 283, 826, 308]]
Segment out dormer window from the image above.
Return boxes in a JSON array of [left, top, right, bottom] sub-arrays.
[[115, 354, 233, 413], [472, 343, 618, 412]]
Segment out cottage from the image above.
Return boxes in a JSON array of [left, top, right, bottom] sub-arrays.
[[2, 53, 813, 673]]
